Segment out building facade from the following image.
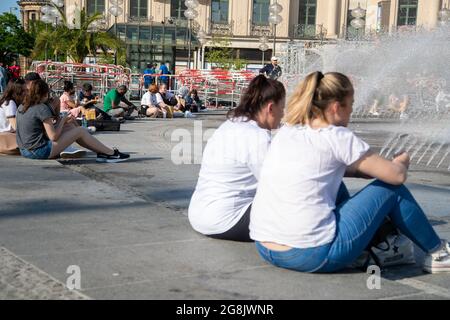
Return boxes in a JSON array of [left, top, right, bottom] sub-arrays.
[[18, 0, 450, 70]]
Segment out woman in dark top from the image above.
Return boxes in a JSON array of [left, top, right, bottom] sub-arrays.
[[16, 80, 130, 163], [185, 89, 203, 113]]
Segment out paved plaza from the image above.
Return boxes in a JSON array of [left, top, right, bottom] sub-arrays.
[[0, 112, 449, 300]]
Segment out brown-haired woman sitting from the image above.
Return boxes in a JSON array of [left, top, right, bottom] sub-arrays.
[[188, 75, 286, 242], [15, 79, 130, 163]]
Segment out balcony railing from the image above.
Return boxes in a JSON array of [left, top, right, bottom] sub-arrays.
[[250, 21, 272, 36], [293, 24, 327, 40], [209, 20, 234, 35]]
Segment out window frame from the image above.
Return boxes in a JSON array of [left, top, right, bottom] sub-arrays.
[[252, 0, 270, 26], [130, 0, 148, 18], [397, 0, 418, 26]]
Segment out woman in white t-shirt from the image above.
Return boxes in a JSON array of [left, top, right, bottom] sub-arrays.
[[188, 75, 286, 242], [250, 71, 450, 274], [141, 84, 173, 118], [0, 79, 25, 154]]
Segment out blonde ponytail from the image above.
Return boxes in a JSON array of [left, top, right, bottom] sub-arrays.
[[284, 71, 354, 126]]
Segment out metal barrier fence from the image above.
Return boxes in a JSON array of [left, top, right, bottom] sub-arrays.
[[29, 62, 257, 108], [29, 61, 132, 99]]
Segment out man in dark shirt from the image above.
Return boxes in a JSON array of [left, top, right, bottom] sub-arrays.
[[259, 56, 282, 80]]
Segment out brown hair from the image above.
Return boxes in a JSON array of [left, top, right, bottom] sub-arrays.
[[228, 75, 286, 120], [149, 84, 159, 94], [284, 71, 354, 125], [0, 79, 25, 107], [22, 79, 50, 112]]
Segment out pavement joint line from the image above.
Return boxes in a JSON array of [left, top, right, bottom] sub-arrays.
[[57, 162, 188, 213], [80, 265, 271, 292], [18, 238, 209, 258], [1, 246, 91, 300], [394, 278, 450, 299], [378, 292, 435, 300]]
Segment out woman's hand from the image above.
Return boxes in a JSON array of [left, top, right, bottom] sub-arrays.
[[392, 151, 410, 170]]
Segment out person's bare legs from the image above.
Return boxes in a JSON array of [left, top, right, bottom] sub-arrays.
[[49, 127, 113, 159]]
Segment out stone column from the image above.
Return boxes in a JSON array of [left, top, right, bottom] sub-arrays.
[[327, 0, 339, 38], [427, 0, 441, 29]]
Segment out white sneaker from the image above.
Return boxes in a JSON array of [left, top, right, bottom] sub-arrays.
[[60, 145, 86, 159], [423, 240, 450, 273]]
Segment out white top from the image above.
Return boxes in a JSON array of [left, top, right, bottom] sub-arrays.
[[188, 117, 272, 235], [250, 125, 370, 248], [0, 100, 17, 133], [141, 92, 163, 107]]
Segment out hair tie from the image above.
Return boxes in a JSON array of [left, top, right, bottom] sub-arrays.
[[317, 71, 324, 82]]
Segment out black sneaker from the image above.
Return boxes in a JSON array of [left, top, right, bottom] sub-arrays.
[[96, 148, 130, 163]]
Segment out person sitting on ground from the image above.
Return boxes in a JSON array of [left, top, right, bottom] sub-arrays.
[[141, 84, 173, 118], [78, 83, 99, 108], [103, 85, 137, 119], [15, 80, 130, 163], [188, 75, 286, 242], [60, 81, 82, 118], [185, 89, 204, 113], [388, 93, 409, 119], [249, 71, 450, 274], [0, 79, 25, 155]]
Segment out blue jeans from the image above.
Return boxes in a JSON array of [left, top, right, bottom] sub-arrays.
[[256, 180, 442, 273], [20, 140, 52, 160]]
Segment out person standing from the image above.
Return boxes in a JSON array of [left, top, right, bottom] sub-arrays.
[[8, 61, 21, 81], [143, 63, 156, 89], [159, 61, 170, 87], [0, 62, 7, 93], [259, 57, 282, 80]]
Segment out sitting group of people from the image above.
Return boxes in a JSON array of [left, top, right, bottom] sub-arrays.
[[140, 83, 204, 118], [0, 73, 129, 162], [188, 72, 450, 274]]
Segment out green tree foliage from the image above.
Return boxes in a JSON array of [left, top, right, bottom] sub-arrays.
[[0, 13, 34, 64], [30, 7, 125, 65], [205, 36, 248, 70]]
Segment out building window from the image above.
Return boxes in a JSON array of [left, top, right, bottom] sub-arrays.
[[397, 0, 417, 26], [298, 0, 316, 26], [212, 0, 229, 24], [31, 13, 36, 20], [171, 0, 187, 19], [87, 0, 105, 16], [130, 0, 148, 18], [252, 0, 270, 25]]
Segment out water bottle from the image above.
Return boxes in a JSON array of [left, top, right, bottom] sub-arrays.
[[81, 115, 88, 128]]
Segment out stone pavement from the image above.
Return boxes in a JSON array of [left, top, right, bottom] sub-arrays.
[[0, 113, 449, 300]]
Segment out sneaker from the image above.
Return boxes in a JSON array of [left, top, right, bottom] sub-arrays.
[[96, 148, 130, 163], [60, 146, 86, 159], [423, 240, 450, 273]]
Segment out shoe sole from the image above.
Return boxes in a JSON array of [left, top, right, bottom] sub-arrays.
[[60, 151, 87, 159], [423, 265, 450, 273], [96, 157, 130, 163]]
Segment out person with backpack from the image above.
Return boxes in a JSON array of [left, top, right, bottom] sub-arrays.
[[250, 71, 450, 274]]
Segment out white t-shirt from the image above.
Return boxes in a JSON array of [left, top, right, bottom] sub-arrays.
[[141, 92, 163, 107], [0, 100, 17, 132], [188, 117, 272, 235], [250, 125, 370, 248]]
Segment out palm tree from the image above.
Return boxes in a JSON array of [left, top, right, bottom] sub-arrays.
[[31, 7, 124, 64]]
